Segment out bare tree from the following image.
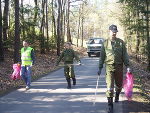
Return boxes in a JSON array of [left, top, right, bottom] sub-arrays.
[[66, 0, 72, 43], [45, 0, 49, 51], [145, 0, 150, 70], [40, 0, 46, 54], [14, 0, 20, 63], [56, 0, 62, 55], [3, 0, 9, 50], [0, 0, 4, 61]]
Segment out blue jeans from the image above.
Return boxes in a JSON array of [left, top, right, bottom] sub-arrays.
[[21, 66, 32, 87]]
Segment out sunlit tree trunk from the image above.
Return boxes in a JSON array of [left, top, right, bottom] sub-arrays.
[[77, 7, 81, 47], [145, 0, 150, 70], [81, 16, 84, 47], [57, 0, 62, 56], [135, 10, 140, 53], [66, 0, 72, 43]]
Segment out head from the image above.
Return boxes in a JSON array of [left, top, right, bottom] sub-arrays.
[[64, 42, 71, 49], [23, 40, 29, 47], [109, 25, 118, 40]]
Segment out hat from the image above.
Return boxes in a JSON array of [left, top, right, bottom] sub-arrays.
[[109, 25, 118, 32]]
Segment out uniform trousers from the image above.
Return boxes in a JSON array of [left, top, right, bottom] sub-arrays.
[[105, 64, 123, 97]]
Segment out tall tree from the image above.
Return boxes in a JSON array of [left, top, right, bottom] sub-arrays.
[[3, 0, 9, 50], [66, 0, 72, 43], [51, 0, 57, 47], [40, 0, 46, 54], [14, 0, 20, 63], [45, 0, 49, 51], [77, 6, 81, 47], [145, 0, 150, 70], [56, 0, 62, 55], [0, 0, 4, 61], [21, 0, 25, 39]]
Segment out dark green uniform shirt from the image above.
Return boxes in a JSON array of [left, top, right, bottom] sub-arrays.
[[99, 38, 129, 69], [57, 48, 80, 64]]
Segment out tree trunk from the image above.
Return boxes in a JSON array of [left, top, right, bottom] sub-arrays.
[[52, 0, 57, 47], [66, 0, 72, 43], [61, 0, 66, 44], [21, 0, 25, 39], [0, 0, 4, 61], [145, 0, 150, 70], [57, 0, 62, 56], [32, 0, 38, 41], [77, 7, 81, 47], [45, 0, 49, 51], [81, 16, 84, 47], [135, 10, 140, 53], [14, 0, 20, 63], [40, 0, 46, 54], [3, 0, 9, 50]]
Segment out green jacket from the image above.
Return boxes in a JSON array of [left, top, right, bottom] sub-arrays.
[[57, 48, 80, 64], [99, 38, 129, 69]]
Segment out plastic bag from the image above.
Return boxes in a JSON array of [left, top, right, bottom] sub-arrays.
[[123, 72, 134, 101], [10, 64, 21, 80]]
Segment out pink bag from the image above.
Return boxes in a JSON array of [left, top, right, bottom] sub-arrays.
[[10, 64, 21, 80], [123, 72, 134, 101]]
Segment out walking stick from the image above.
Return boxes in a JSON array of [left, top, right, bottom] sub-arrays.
[[93, 75, 100, 106], [58, 63, 84, 67]]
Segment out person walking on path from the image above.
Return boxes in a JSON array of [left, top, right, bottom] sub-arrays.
[[20, 40, 35, 90], [56, 42, 81, 89], [98, 25, 131, 113]]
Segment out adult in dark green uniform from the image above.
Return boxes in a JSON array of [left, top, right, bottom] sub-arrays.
[[98, 25, 130, 113], [56, 42, 81, 89]]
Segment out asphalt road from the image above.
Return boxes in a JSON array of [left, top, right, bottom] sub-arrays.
[[0, 57, 124, 113]]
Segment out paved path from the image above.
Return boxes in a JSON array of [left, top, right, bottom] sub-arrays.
[[0, 57, 125, 113]]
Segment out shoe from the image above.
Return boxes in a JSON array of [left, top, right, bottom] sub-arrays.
[[108, 105, 113, 113], [72, 78, 76, 85], [26, 86, 30, 90], [107, 97, 113, 113], [115, 92, 119, 102], [66, 78, 71, 89], [67, 86, 71, 89]]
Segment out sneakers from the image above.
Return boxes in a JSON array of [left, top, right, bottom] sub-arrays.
[[72, 78, 76, 85], [66, 78, 71, 89], [26, 86, 30, 90], [67, 85, 71, 89], [107, 97, 113, 113], [115, 92, 120, 102]]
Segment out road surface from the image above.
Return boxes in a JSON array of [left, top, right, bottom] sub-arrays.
[[0, 57, 125, 113]]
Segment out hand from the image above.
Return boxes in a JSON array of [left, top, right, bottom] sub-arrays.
[[97, 69, 101, 76], [32, 62, 35, 65], [127, 67, 131, 73], [78, 60, 81, 65], [55, 63, 59, 66]]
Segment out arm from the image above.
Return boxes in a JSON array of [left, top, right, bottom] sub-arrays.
[[122, 42, 130, 67], [56, 51, 64, 65], [73, 50, 80, 62], [99, 43, 106, 69], [31, 49, 35, 65]]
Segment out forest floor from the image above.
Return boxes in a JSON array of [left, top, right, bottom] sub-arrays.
[[0, 46, 150, 112]]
